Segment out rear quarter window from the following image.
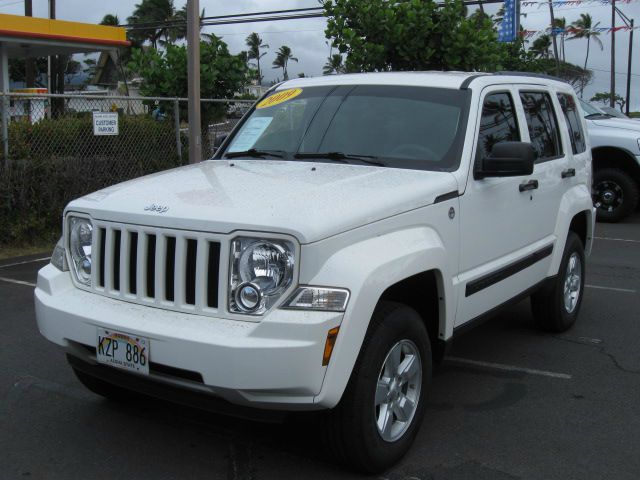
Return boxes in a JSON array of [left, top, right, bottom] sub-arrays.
[[557, 93, 587, 154]]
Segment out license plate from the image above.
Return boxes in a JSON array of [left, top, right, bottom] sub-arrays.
[[96, 328, 150, 375]]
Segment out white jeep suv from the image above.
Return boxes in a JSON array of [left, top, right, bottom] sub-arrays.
[[35, 72, 595, 473]]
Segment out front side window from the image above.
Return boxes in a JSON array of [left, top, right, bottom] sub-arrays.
[[476, 92, 520, 162], [520, 91, 563, 161], [558, 93, 586, 154], [223, 85, 471, 171]]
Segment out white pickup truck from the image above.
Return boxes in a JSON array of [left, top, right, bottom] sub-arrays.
[[35, 72, 595, 473], [579, 99, 640, 222]]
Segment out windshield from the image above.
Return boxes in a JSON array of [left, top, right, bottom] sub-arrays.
[[578, 98, 606, 117], [221, 85, 470, 171]]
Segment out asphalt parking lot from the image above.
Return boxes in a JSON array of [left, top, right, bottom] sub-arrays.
[[1, 214, 639, 480]]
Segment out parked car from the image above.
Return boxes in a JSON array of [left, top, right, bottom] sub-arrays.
[[580, 99, 640, 222], [35, 72, 594, 473]]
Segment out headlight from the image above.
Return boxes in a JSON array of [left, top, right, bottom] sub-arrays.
[[229, 237, 294, 314], [50, 237, 68, 271], [68, 216, 93, 286]]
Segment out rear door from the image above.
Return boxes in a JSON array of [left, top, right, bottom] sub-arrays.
[[456, 85, 565, 328]]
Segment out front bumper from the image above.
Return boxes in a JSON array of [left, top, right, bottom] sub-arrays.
[[35, 264, 342, 410]]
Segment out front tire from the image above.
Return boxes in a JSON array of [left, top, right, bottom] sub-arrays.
[[323, 302, 432, 473], [593, 168, 639, 223], [531, 232, 585, 332]]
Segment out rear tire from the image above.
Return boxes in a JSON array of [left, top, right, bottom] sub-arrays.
[[593, 168, 639, 223], [531, 232, 585, 332], [323, 301, 432, 473]]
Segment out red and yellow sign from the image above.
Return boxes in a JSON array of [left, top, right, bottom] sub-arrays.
[[256, 88, 303, 109]]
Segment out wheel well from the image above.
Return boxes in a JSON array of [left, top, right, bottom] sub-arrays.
[[569, 210, 589, 247], [592, 147, 640, 182], [378, 270, 443, 359]]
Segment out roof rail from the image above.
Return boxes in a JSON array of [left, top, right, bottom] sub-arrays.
[[493, 71, 568, 83]]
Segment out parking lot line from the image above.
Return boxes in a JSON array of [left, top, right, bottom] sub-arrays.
[[446, 357, 572, 379], [586, 284, 636, 293], [594, 236, 640, 244], [0, 277, 36, 287], [0, 257, 50, 269]]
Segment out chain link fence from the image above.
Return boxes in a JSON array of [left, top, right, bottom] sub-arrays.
[[0, 92, 251, 247]]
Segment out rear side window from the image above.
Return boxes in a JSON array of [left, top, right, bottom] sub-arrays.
[[519, 91, 563, 161], [476, 92, 520, 161], [557, 93, 587, 154]]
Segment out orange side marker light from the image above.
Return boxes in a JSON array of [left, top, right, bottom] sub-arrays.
[[322, 326, 340, 366]]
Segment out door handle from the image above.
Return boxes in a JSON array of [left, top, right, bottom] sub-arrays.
[[561, 168, 576, 179], [519, 179, 539, 192]]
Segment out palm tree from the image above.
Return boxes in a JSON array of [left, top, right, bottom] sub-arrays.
[[567, 13, 604, 96], [272, 45, 298, 81], [554, 17, 567, 62], [100, 14, 120, 26], [323, 54, 344, 75], [531, 35, 552, 59], [127, 0, 194, 48], [245, 33, 269, 85]]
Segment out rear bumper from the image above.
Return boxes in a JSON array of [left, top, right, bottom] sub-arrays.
[[35, 264, 343, 410]]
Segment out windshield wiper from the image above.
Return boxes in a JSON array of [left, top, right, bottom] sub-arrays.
[[585, 113, 607, 119], [294, 151, 385, 166], [224, 148, 285, 159]]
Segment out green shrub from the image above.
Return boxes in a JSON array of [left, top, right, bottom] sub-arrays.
[[0, 115, 183, 248]]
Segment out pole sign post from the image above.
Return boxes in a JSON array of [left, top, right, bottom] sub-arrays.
[[92, 111, 119, 136]]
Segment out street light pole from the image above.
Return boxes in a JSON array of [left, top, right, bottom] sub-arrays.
[[187, 0, 202, 164]]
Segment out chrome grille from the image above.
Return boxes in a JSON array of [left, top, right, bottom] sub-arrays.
[[92, 222, 222, 315]]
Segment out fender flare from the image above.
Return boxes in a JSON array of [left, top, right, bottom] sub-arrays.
[[306, 226, 453, 408], [549, 184, 595, 277]]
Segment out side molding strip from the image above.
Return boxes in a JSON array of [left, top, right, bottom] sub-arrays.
[[465, 244, 554, 297]]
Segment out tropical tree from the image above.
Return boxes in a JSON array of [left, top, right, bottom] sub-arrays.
[[127, 0, 196, 48], [324, 0, 504, 72], [531, 35, 552, 59], [567, 13, 604, 96], [245, 33, 269, 85], [554, 17, 567, 62], [272, 45, 298, 80], [323, 54, 345, 75], [129, 34, 249, 123], [591, 92, 626, 112], [100, 14, 120, 26]]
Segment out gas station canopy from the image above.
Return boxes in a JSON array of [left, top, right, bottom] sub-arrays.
[[0, 13, 129, 57]]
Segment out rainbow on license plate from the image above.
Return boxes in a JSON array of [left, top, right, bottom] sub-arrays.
[[96, 329, 150, 375]]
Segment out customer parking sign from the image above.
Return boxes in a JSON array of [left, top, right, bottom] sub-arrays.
[[93, 112, 119, 136]]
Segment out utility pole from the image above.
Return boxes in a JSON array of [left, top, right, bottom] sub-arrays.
[[187, 0, 202, 164], [626, 19, 633, 115], [24, 0, 35, 88], [547, 0, 561, 76], [610, 0, 616, 108], [614, 6, 633, 115]]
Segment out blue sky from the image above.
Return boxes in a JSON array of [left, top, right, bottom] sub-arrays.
[[1, 0, 638, 109]]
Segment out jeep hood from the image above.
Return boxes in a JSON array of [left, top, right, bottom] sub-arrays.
[[68, 160, 458, 243]]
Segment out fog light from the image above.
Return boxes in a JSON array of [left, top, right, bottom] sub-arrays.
[[235, 282, 262, 312]]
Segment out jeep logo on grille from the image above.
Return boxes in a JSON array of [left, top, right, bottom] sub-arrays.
[[144, 204, 169, 214]]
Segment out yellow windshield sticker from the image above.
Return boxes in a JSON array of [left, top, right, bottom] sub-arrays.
[[256, 88, 303, 109]]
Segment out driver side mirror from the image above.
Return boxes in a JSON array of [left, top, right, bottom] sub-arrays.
[[213, 134, 228, 154], [475, 141, 536, 179]]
